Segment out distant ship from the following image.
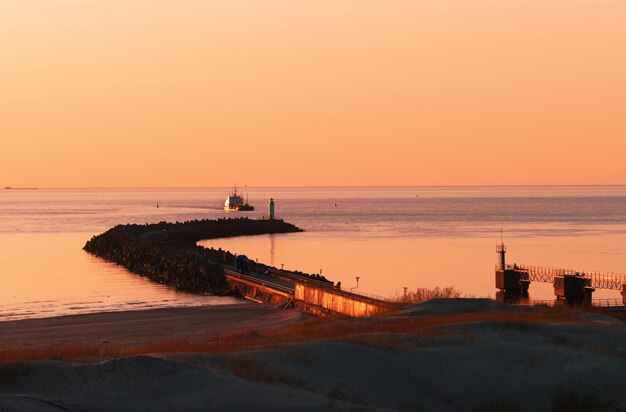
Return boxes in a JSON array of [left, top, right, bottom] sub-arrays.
[[224, 185, 254, 211]]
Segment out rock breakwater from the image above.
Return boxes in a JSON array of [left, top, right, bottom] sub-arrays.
[[83, 218, 303, 295]]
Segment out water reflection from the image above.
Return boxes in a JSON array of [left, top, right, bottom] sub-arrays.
[[202, 230, 626, 301], [0, 233, 240, 321], [3, 187, 626, 319], [269, 234, 276, 267]]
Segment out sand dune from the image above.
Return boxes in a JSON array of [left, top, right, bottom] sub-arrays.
[[1, 299, 625, 411]]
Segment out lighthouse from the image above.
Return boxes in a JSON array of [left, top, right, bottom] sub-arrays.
[[496, 228, 506, 270], [496, 242, 506, 270], [269, 198, 275, 221]]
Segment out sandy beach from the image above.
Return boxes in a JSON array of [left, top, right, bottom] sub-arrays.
[[0, 304, 309, 351], [1, 299, 625, 411]]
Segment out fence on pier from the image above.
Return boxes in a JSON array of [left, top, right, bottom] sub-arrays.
[[502, 264, 626, 291], [224, 269, 294, 297], [504, 298, 624, 308], [267, 268, 391, 303]]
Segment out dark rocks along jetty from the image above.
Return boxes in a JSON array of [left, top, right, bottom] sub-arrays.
[[83, 218, 303, 295]]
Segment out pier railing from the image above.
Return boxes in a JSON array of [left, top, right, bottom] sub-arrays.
[[334, 287, 392, 303], [267, 268, 391, 303], [502, 264, 626, 291], [224, 269, 295, 296], [505, 298, 624, 308]]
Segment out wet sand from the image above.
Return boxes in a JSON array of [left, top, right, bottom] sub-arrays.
[[0, 304, 309, 350]]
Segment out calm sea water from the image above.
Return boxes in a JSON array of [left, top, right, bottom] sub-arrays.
[[2, 186, 626, 320]]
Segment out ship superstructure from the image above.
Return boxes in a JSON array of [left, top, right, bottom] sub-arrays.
[[224, 185, 254, 211]]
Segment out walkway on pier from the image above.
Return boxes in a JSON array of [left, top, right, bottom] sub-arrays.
[[224, 268, 295, 298], [266, 268, 391, 303], [504, 264, 626, 291], [223, 267, 391, 316]]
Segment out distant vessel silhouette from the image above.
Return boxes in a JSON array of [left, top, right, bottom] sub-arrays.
[[224, 185, 254, 211]]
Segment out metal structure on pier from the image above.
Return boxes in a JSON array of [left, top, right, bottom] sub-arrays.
[[503, 264, 626, 291]]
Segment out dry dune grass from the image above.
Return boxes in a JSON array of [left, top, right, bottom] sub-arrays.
[[344, 333, 416, 352], [584, 305, 626, 322], [392, 286, 464, 303], [213, 356, 311, 389], [0, 305, 605, 363]]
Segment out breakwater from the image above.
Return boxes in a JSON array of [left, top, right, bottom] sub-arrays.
[[83, 218, 303, 295]]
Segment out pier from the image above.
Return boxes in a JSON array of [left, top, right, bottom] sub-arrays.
[[495, 242, 626, 304], [84, 218, 391, 317], [224, 267, 391, 317], [224, 269, 295, 305]]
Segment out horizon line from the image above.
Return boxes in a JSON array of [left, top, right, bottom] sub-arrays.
[[6, 184, 626, 190]]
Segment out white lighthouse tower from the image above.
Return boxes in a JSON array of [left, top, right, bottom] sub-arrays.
[[269, 198, 275, 220]]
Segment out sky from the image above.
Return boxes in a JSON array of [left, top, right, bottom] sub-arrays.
[[1, 0, 625, 188]]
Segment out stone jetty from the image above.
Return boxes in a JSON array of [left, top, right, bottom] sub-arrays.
[[83, 218, 303, 295]]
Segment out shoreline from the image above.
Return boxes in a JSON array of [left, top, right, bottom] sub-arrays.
[[0, 302, 245, 324], [0, 304, 310, 351]]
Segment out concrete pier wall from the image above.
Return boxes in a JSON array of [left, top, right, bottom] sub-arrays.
[[227, 279, 292, 306], [554, 276, 593, 300], [294, 284, 387, 317], [496, 270, 529, 293]]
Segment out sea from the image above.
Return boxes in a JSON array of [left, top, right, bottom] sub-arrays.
[[2, 186, 626, 321]]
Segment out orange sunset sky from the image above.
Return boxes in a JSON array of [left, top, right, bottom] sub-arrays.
[[1, 0, 625, 188]]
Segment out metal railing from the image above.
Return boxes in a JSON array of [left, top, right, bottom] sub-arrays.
[[267, 268, 391, 303], [502, 264, 626, 291], [334, 286, 392, 303], [505, 298, 624, 308], [267, 268, 335, 289], [224, 269, 294, 295]]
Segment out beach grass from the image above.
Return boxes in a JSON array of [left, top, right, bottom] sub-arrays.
[[392, 286, 465, 303], [214, 356, 310, 389], [0, 305, 599, 363]]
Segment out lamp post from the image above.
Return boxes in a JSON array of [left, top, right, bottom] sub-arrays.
[[351, 276, 360, 292]]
